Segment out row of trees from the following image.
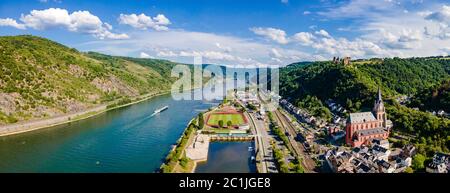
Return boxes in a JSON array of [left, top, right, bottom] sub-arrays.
[[267, 112, 305, 173], [218, 120, 234, 128], [160, 123, 196, 173]]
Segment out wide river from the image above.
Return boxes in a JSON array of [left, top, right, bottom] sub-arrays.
[[0, 89, 221, 172]]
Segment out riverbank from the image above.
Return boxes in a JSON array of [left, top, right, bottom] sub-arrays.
[[160, 117, 200, 173], [0, 91, 170, 137], [161, 97, 258, 173]]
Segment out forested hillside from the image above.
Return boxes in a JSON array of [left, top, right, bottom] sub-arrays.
[[408, 79, 450, 112], [0, 35, 184, 125], [280, 57, 450, 155]]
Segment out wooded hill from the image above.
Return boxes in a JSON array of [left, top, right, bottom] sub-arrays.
[[280, 57, 450, 155], [0, 35, 186, 125]]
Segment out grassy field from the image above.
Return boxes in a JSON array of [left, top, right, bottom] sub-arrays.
[[207, 113, 245, 126]]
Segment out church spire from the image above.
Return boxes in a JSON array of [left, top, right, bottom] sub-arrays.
[[377, 86, 382, 102], [373, 86, 385, 114]]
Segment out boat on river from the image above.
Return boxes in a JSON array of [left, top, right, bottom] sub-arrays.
[[150, 106, 168, 117]]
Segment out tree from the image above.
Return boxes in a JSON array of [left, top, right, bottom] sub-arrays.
[[412, 154, 426, 171], [198, 113, 204, 129], [280, 164, 289, 173], [227, 120, 233, 128], [180, 156, 189, 168], [218, 120, 224, 128], [247, 103, 257, 111]]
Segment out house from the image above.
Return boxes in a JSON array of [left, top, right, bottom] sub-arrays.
[[426, 152, 450, 173], [395, 156, 412, 168], [377, 159, 396, 173], [328, 127, 346, 141], [325, 149, 354, 173], [371, 144, 391, 161], [371, 138, 390, 149], [400, 144, 417, 158]]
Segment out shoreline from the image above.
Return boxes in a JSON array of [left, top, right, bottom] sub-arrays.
[[0, 91, 171, 137]]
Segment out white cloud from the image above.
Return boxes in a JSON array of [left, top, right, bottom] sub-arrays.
[[139, 52, 153, 58], [1, 8, 129, 39], [20, 8, 72, 30], [118, 13, 171, 31], [423, 5, 450, 40], [314, 29, 331, 38], [292, 32, 315, 45], [310, 36, 387, 58], [310, 1, 450, 58], [425, 5, 450, 25], [250, 27, 289, 44], [78, 30, 315, 66], [318, 0, 400, 19], [271, 48, 283, 58], [0, 18, 26, 29], [215, 42, 232, 52]]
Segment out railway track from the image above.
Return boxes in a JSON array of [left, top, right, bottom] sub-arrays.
[[273, 109, 317, 172]]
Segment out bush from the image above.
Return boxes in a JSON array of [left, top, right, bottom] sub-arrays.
[[180, 156, 189, 168], [412, 154, 426, 171]]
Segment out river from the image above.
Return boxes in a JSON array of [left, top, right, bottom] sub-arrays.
[[0, 71, 261, 172], [0, 90, 221, 172]]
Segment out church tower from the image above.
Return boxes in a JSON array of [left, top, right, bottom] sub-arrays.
[[373, 87, 387, 128]]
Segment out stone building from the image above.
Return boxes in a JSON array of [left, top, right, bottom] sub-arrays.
[[345, 88, 391, 147]]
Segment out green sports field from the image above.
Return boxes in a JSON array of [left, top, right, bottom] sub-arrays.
[[206, 113, 246, 126]]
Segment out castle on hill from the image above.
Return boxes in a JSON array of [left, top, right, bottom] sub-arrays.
[[333, 56, 351, 65]]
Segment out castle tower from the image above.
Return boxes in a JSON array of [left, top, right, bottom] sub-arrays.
[[373, 87, 387, 128]]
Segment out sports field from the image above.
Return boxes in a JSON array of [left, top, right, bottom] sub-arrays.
[[206, 113, 246, 126]]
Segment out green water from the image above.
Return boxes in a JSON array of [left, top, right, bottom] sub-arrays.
[[0, 92, 219, 172]]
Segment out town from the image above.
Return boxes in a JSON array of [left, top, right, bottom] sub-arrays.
[[165, 81, 449, 173], [276, 86, 449, 173]]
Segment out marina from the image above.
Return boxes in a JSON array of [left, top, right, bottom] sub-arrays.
[[195, 141, 257, 173]]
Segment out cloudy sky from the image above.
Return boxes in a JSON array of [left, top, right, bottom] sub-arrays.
[[0, 0, 450, 66]]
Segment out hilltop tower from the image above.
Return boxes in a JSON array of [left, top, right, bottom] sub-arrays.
[[373, 87, 387, 128]]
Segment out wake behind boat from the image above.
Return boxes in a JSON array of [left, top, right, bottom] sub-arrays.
[[150, 106, 169, 117]]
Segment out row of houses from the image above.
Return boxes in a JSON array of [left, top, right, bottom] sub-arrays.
[[325, 140, 415, 173], [431, 110, 449, 118], [280, 99, 327, 127], [325, 99, 347, 115]]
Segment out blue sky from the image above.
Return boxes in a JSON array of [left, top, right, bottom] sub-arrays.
[[1, 0, 450, 66]]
